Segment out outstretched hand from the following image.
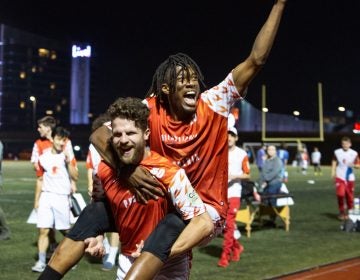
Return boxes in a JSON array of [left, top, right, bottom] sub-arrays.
[[122, 165, 165, 204]]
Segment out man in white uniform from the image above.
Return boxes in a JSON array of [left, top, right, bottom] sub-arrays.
[[32, 127, 78, 272]]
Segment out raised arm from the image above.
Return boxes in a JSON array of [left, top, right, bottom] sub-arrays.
[[232, 0, 287, 96]]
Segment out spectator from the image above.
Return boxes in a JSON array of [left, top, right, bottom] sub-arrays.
[[311, 147, 322, 176], [256, 143, 267, 172], [260, 145, 283, 206], [277, 142, 289, 182]]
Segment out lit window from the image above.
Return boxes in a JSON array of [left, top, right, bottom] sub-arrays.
[[50, 82, 56, 90], [88, 113, 93, 118], [38, 48, 50, 57], [31, 66, 37, 73], [50, 51, 57, 60], [19, 101, 26, 109], [61, 98, 67, 105], [46, 110, 53, 115], [56, 105, 61, 112], [19, 71, 26, 79]]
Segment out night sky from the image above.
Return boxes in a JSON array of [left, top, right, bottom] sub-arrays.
[[1, 0, 359, 120]]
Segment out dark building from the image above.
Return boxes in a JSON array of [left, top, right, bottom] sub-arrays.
[[0, 24, 74, 130], [0, 24, 99, 159]]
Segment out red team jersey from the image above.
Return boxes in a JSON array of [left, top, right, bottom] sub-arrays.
[[145, 73, 241, 219], [97, 151, 205, 256]]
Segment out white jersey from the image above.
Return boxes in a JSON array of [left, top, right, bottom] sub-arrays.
[[86, 144, 102, 176], [311, 151, 321, 164], [39, 150, 72, 195], [31, 138, 75, 164], [334, 148, 359, 181], [228, 146, 250, 198]]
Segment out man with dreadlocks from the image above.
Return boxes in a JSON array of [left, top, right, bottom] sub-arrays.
[[38, 1, 287, 279]]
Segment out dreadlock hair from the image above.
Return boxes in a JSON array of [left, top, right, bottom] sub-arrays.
[[37, 116, 57, 130], [107, 97, 149, 132], [146, 53, 206, 108]]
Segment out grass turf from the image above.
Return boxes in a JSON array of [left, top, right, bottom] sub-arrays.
[[0, 161, 359, 280]]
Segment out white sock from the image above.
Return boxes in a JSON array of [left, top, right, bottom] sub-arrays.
[[106, 246, 119, 264], [102, 237, 110, 254], [38, 252, 46, 264]]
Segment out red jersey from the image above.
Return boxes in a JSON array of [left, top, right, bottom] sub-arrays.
[[146, 73, 241, 219], [97, 151, 205, 256]]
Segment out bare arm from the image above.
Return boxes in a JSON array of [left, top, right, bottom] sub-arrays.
[[232, 0, 287, 96], [87, 168, 93, 196], [125, 212, 213, 280], [68, 163, 79, 183], [90, 125, 117, 168], [331, 159, 337, 178], [34, 177, 42, 209], [169, 212, 213, 257]]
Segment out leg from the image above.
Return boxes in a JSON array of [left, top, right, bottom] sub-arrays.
[[345, 181, 355, 212], [125, 213, 186, 280], [0, 206, 10, 240], [102, 232, 119, 271], [125, 252, 164, 280], [38, 200, 116, 279], [218, 197, 240, 267], [336, 178, 346, 219]]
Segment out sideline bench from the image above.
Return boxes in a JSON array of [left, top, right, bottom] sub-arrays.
[[235, 194, 294, 238]]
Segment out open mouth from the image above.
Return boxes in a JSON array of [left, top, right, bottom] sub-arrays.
[[183, 91, 197, 107], [120, 146, 133, 157]]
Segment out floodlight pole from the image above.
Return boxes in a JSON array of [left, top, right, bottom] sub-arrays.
[[318, 82, 324, 141]]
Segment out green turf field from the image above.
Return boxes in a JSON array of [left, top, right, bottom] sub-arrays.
[[0, 161, 359, 280]]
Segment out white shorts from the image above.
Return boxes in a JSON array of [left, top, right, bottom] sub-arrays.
[[116, 252, 191, 280], [37, 192, 71, 230]]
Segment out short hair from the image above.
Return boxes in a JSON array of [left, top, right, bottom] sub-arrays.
[[37, 116, 56, 130], [341, 136, 351, 143], [52, 126, 70, 139], [107, 97, 149, 131], [91, 113, 111, 132], [146, 53, 205, 108]]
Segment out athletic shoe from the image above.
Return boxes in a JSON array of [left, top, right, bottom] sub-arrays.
[[101, 261, 115, 271], [217, 252, 230, 268], [31, 261, 46, 272], [231, 244, 244, 262]]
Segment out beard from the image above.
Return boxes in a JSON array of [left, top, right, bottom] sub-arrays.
[[117, 141, 145, 166]]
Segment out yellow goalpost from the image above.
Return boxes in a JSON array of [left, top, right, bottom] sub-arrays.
[[261, 82, 324, 143]]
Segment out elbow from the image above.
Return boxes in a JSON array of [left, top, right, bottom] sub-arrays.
[[250, 53, 267, 67], [204, 221, 214, 237]]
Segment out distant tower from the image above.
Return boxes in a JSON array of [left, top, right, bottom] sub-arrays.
[[70, 44, 91, 124]]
